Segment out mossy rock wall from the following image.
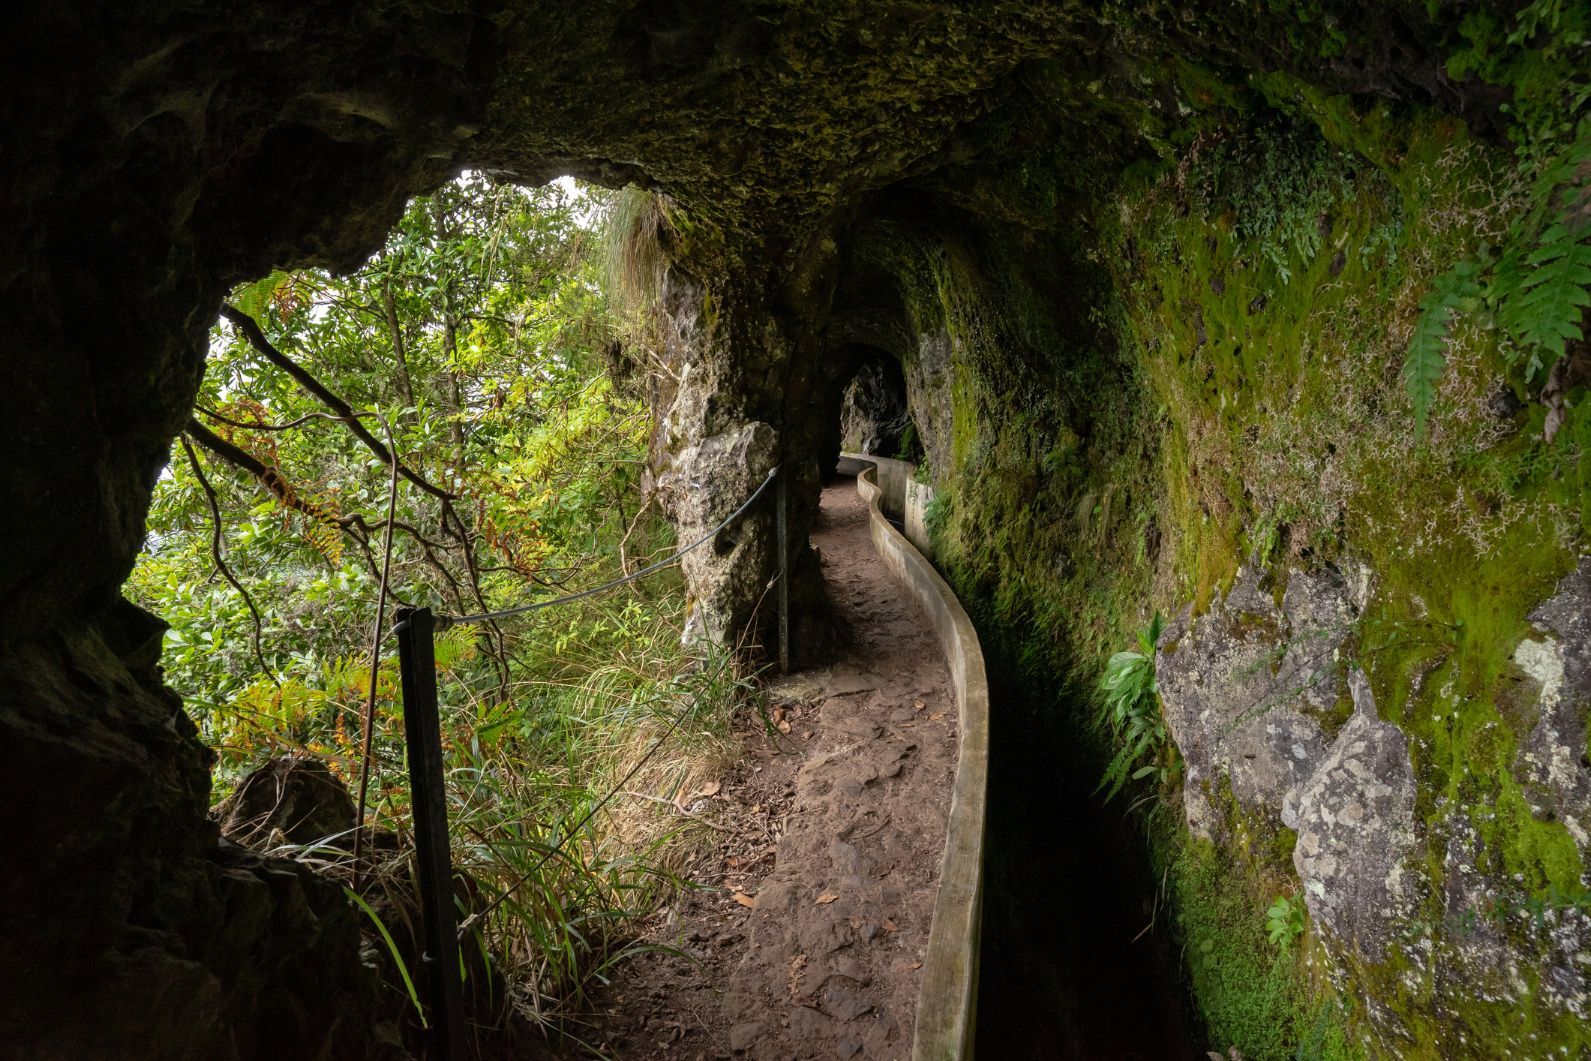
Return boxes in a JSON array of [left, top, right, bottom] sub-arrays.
[[837, 63, 1590, 1059]]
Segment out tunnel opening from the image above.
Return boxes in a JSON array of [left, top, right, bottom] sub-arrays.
[[837, 348, 920, 463]]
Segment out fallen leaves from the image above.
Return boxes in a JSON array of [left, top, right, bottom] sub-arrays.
[[732, 892, 758, 909], [788, 953, 814, 1006], [913, 699, 925, 712], [929, 712, 945, 721], [815, 892, 839, 905], [697, 780, 721, 798]]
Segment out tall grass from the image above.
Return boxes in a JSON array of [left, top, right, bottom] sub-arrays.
[[341, 583, 755, 1039], [602, 186, 674, 323], [247, 568, 756, 1046]]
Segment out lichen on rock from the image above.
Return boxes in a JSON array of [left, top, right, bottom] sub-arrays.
[[1513, 556, 1591, 853], [1291, 671, 1420, 965], [1157, 563, 1356, 836]]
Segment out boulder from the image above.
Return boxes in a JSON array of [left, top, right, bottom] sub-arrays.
[[213, 757, 358, 849], [1291, 671, 1420, 963], [1157, 564, 1356, 835]]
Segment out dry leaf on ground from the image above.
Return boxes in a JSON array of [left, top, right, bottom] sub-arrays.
[[732, 892, 758, 909]]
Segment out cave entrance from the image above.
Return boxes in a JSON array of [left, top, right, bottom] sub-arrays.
[[125, 173, 742, 1055]]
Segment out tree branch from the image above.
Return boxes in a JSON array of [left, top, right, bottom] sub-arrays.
[[181, 436, 277, 688], [218, 304, 456, 502]]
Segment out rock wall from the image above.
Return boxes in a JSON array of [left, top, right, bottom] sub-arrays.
[[845, 30, 1591, 1059], [840, 356, 917, 460], [5, 0, 1588, 1055], [3, 5, 485, 1054]]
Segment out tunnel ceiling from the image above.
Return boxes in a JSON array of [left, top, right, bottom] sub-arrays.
[[6, 0, 1504, 634]]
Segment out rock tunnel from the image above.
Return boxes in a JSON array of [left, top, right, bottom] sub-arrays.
[[5, 2, 1591, 1057]]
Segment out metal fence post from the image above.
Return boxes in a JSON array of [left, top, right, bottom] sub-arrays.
[[776, 469, 790, 674], [394, 606, 466, 1060]]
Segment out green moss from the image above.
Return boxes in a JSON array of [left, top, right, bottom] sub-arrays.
[[1172, 837, 1361, 1061], [871, 38, 1586, 1056]]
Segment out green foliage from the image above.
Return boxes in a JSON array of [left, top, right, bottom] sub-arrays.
[[130, 175, 746, 1030], [896, 421, 918, 461], [603, 186, 675, 324], [1494, 134, 1591, 378], [1265, 894, 1306, 954], [231, 270, 291, 322], [1401, 260, 1482, 437], [1173, 841, 1360, 1060], [1400, 130, 1589, 429], [1401, 0, 1591, 429], [345, 887, 427, 1026], [438, 631, 749, 1019], [1502, 218, 1591, 368], [1096, 612, 1169, 801], [1187, 122, 1355, 286]]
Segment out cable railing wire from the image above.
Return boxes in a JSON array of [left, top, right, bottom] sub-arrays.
[[387, 463, 786, 1060], [435, 465, 781, 630]]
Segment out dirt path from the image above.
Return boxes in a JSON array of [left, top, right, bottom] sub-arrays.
[[568, 478, 959, 1060]]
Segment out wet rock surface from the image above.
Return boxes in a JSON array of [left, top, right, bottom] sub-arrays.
[[839, 358, 915, 460]]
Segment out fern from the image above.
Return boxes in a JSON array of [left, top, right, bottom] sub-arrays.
[[1095, 613, 1168, 801], [232, 270, 291, 322], [1401, 128, 1589, 436], [1501, 220, 1591, 375], [1402, 260, 1483, 438], [1495, 134, 1591, 379]]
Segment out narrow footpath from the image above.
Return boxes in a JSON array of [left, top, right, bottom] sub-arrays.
[[572, 477, 959, 1060]]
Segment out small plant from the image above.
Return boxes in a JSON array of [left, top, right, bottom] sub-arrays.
[[895, 421, 919, 462], [1266, 894, 1306, 954], [1096, 612, 1168, 800], [1402, 260, 1484, 439]]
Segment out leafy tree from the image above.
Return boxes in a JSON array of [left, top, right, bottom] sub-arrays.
[[129, 176, 732, 1024]]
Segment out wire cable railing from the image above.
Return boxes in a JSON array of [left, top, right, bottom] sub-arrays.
[[435, 465, 780, 630], [390, 463, 788, 1060]]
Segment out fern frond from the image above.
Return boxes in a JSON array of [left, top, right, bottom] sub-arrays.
[[1403, 262, 1482, 438], [232, 270, 290, 322], [1510, 222, 1591, 366], [1494, 132, 1591, 380]]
